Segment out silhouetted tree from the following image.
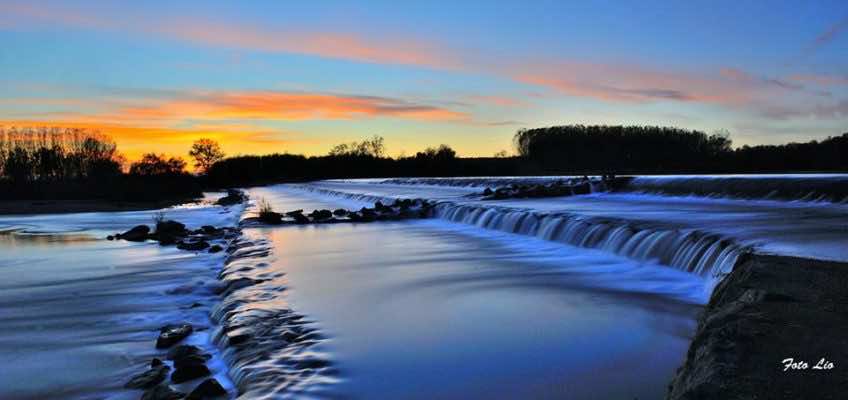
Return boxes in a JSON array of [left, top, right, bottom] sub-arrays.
[[328, 135, 386, 157], [189, 138, 225, 174], [415, 144, 456, 160], [129, 153, 187, 176]]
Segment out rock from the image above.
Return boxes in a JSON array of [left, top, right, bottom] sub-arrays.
[[201, 225, 218, 234], [171, 362, 211, 384], [166, 345, 205, 361], [176, 240, 210, 251], [291, 213, 309, 224], [141, 384, 185, 400], [125, 365, 169, 389], [186, 378, 228, 399], [151, 358, 164, 368], [332, 208, 348, 216], [156, 220, 186, 234], [106, 235, 114, 240], [310, 209, 333, 221], [285, 209, 304, 217], [173, 353, 211, 370], [118, 225, 150, 242], [208, 244, 223, 253], [216, 189, 245, 206], [156, 324, 193, 348]]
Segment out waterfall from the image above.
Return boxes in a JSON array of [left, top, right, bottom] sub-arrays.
[[433, 203, 743, 280]]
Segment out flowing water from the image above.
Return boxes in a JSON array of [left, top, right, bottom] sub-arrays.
[[1, 175, 846, 399]]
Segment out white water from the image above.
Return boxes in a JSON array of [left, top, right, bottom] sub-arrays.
[[0, 195, 243, 399], [1, 175, 844, 399]]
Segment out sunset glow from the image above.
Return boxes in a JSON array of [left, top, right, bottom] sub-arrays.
[[2, 1, 847, 160]]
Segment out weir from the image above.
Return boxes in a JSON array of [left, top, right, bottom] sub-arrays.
[[287, 184, 745, 283]]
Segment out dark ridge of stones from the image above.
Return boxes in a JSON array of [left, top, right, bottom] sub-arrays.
[[667, 254, 848, 400], [141, 384, 185, 400], [116, 225, 150, 242], [150, 358, 164, 368], [476, 175, 632, 200], [186, 378, 228, 399], [171, 362, 212, 384], [155, 324, 194, 349], [244, 199, 435, 227], [111, 220, 238, 254], [216, 189, 246, 206], [125, 365, 170, 389]]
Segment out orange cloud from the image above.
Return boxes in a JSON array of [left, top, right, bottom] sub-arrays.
[[67, 91, 469, 125]]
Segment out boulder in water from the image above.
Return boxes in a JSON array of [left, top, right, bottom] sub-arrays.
[[156, 324, 193, 348], [166, 344, 206, 361], [156, 220, 186, 235], [125, 365, 170, 389], [186, 378, 228, 399], [118, 225, 150, 242], [332, 208, 348, 216], [208, 244, 223, 253], [171, 362, 211, 384]]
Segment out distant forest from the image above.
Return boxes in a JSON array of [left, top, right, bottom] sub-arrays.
[[1, 125, 846, 200], [207, 126, 848, 186]]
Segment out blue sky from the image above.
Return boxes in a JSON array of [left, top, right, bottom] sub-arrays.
[[1, 0, 846, 159]]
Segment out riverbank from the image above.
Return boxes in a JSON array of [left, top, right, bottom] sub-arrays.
[[0, 198, 198, 215], [667, 253, 848, 399]]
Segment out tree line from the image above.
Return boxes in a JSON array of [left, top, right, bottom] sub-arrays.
[[513, 125, 847, 173], [0, 127, 224, 201], [2, 125, 846, 201]]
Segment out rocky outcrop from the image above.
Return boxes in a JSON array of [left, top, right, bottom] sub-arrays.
[[244, 199, 435, 226], [110, 221, 239, 252], [667, 254, 848, 400]]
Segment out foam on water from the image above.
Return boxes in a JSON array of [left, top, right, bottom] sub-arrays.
[[0, 194, 243, 399]]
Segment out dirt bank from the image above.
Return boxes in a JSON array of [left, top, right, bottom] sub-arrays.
[[667, 253, 848, 399]]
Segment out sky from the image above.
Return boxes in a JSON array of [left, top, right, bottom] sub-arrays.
[[1, 0, 847, 160]]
